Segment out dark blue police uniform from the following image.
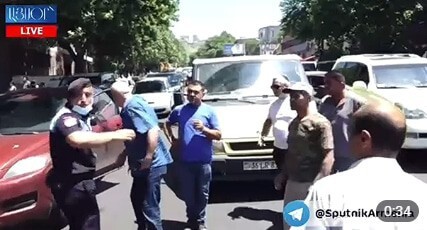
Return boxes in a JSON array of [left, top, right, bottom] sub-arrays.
[[49, 106, 100, 230]]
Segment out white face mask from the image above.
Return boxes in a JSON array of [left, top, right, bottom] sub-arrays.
[[72, 105, 93, 116]]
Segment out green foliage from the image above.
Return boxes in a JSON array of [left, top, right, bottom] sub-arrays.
[[243, 38, 260, 55], [2, 0, 187, 72], [280, 0, 426, 54], [195, 31, 236, 58]]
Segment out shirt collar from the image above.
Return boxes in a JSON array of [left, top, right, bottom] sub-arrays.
[[123, 95, 133, 108], [348, 156, 402, 172]]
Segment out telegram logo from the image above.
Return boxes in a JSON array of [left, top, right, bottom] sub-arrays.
[[283, 200, 310, 227]]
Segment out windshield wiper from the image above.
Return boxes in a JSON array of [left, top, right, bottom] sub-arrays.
[[202, 97, 256, 104], [377, 86, 409, 89], [241, 95, 276, 99]]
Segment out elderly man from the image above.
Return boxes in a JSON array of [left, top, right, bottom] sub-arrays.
[[111, 81, 173, 230], [319, 71, 362, 172], [275, 82, 334, 230], [49, 78, 135, 230], [297, 102, 427, 229]]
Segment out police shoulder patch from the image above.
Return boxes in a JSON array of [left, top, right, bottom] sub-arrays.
[[63, 116, 78, 127]]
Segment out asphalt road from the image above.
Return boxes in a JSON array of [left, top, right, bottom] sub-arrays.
[[39, 130, 424, 230], [57, 154, 427, 230], [61, 137, 427, 230]]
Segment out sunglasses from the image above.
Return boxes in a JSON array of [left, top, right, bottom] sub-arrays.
[[271, 85, 281, 89]]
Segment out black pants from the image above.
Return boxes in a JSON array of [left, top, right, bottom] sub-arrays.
[[272, 147, 287, 170], [51, 179, 100, 230]]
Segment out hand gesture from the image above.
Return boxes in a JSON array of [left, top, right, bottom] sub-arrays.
[[192, 119, 205, 132], [114, 129, 136, 141], [115, 151, 127, 168], [140, 156, 153, 170], [274, 173, 285, 191], [257, 136, 266, 147]]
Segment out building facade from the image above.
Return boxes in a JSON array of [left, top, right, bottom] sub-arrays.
[[258, 25, 281, 54]]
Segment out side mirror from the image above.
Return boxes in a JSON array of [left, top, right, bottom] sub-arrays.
[[352, 81, 367, 90]]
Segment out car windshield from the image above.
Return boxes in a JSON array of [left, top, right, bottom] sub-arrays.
[[135, 81, 166, 93], [196, 59, 306, 95], [0, 89, 67, 135], [147, 73, 181, 87], [374, 64, 427, 88]]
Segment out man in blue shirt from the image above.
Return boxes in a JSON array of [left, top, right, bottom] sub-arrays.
[[111, 81, 173, 230], [165, 80, 221, 230]]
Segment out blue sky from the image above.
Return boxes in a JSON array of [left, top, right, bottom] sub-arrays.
[[171, 0, 283, 40]]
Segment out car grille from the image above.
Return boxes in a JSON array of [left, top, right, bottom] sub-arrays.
[[1, 192, 38, 214], [228, 140, 274, 151]]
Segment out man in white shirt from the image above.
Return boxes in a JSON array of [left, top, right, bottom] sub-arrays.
[[259, 76, 293, 171], [295, 102, 427, 230]]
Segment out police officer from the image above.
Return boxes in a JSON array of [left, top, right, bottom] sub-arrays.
[[49, 78, 135, 230]]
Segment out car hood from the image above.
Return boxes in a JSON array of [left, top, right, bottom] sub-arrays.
[[376, 88, 427, 112], [0, 133, 49, 170], [137, 92, 172, 106], [209, 103, 272, 139]]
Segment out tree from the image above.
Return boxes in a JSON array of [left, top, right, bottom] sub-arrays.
[[243, 39, 260, 55], [0, 0, 184, 92], [280, 0, 426, 54], [195, 31, 236, 58]]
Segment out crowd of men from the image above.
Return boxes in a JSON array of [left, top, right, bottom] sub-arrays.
[[47, 69, 427, 230]]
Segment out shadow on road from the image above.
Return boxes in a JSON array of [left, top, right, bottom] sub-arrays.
[[209, 181, 283, 204], [228, 207, 283, 230], [163, 220, 187, 230], [96, 179, 120, 195]]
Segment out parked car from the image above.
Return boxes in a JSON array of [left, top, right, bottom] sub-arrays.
[[316, 60, 336, 71], [145, 72, 185, 92], [332, 53, 427, 152], [302, 61, 317, 71], [306, 71, 327, 102], [58, 72, 119, 90], [0, 86, 125, 228], [192, 54, 310, 181], [134, 77, 176, 119]]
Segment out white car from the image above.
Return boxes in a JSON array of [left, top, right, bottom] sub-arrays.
[[332, 53, 427, 150], [192, 54, 311, 181], [134, 77, 175, 119]]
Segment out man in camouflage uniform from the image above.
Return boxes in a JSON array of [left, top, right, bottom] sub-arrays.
[[275, 82, 334, 230]]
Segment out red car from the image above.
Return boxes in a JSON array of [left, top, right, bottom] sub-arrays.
[[0, 86, 125, 228]]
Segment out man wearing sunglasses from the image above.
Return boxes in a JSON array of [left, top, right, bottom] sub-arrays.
[[259, 77, 293, 173]]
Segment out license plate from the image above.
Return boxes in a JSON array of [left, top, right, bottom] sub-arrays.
[[243, 161, 277, 171]]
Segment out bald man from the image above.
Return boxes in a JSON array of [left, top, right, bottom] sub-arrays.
[[293, 102, 427, 229], [111, 81, 173, 230]]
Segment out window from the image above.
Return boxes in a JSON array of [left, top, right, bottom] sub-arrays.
[[134, 81, 166, 94], [198, 59, 306, 95], [93, 90, 117, 122], [373, 64, 427, 88], [0, 89, 66, 134], [334, 62, 369, 86]]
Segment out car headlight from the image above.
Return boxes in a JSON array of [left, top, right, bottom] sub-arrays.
[[3, 156, 49, 180], [395, 103, 427, 119], [213, 140, 225, 153]]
